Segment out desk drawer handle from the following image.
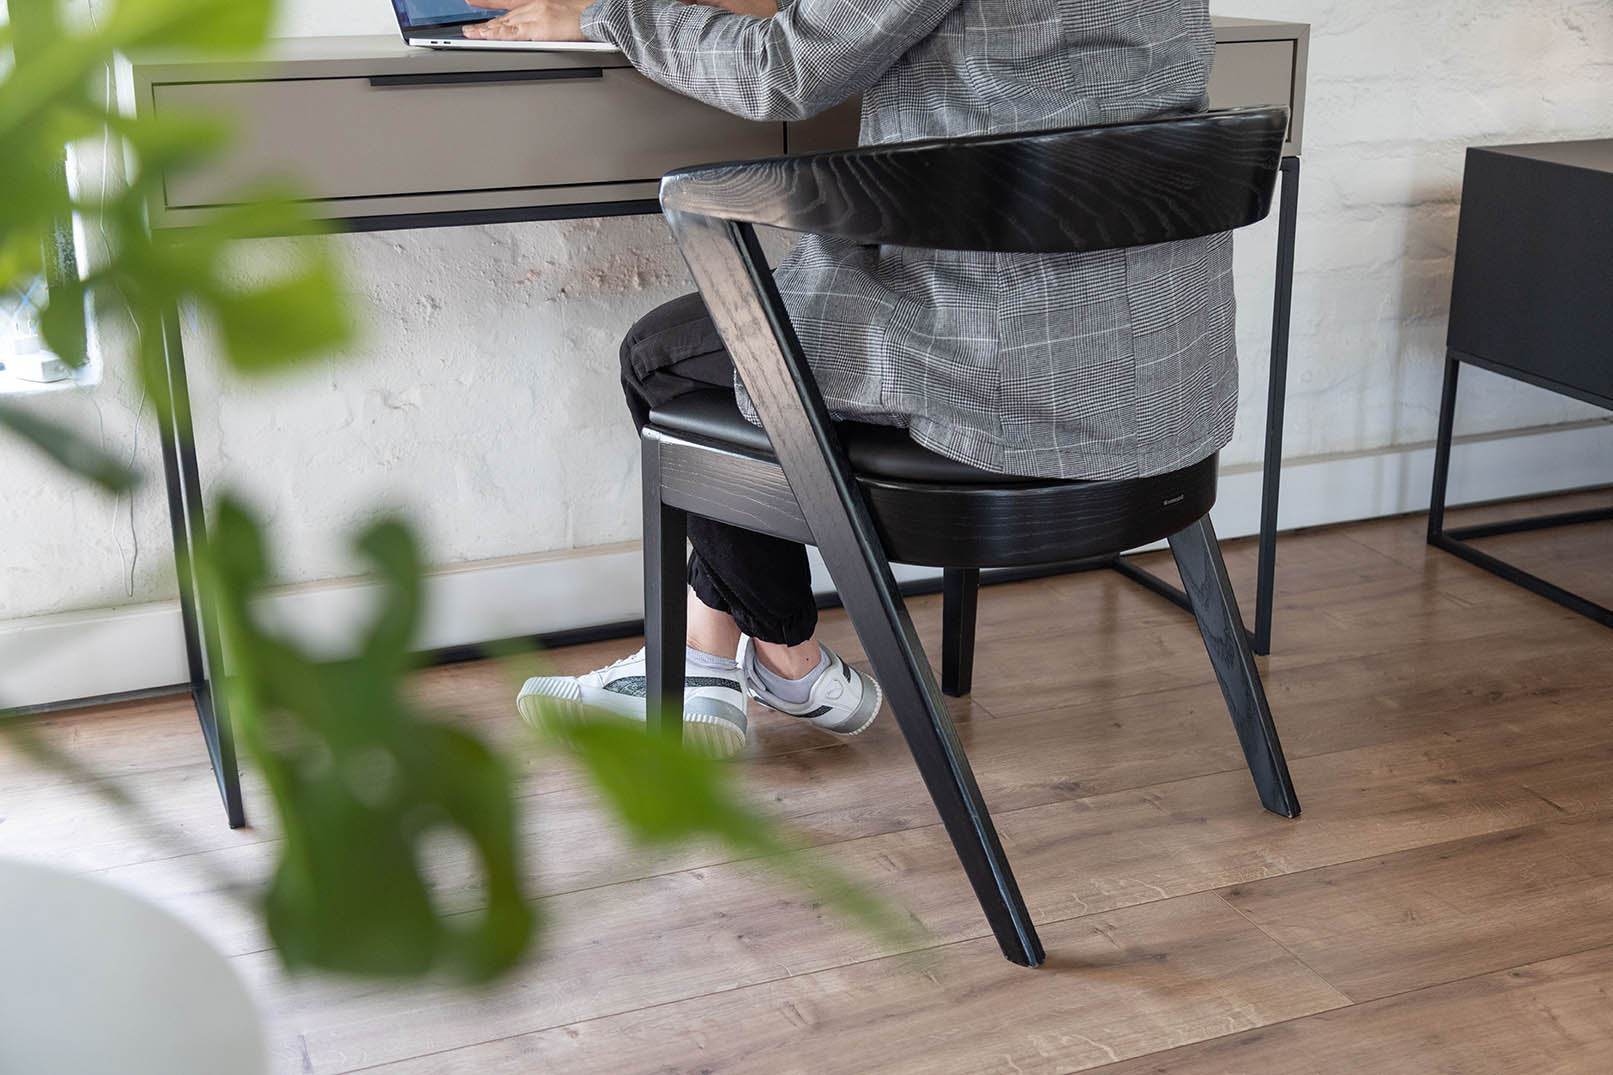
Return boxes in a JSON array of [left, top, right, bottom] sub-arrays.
[[367, 68, 604, 88]]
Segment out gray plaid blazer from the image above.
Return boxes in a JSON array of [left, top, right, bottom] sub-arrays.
[[583, 0, 1237, 480]]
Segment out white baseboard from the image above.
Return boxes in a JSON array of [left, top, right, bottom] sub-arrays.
[[5, 419, 1609, 711]]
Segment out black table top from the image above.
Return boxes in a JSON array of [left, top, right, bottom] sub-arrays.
[[1471, 138, 1613, 175]]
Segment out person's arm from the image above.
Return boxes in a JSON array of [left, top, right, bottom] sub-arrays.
[[581, 0, 963, 121], [465, 0, 963, 122], [465, 0, 788, 36]]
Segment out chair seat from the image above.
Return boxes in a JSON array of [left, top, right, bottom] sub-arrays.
[[647, 389, 1221, 568], [649, 389, 1041, 485]]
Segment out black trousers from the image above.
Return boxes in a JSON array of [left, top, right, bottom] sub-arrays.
[[620, 292, 818, 646]]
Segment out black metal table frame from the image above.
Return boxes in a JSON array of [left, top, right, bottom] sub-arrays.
[[154, 156, 1302, 829], [1427, 348, 1613, 628]]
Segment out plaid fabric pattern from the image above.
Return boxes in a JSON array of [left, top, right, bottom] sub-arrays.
[[583, 0, 1238, 480]]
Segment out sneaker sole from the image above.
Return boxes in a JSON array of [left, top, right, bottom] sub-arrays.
[[518, 677, 747, 761]]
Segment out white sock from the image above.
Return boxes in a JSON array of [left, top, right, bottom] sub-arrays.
[[686, 645, 739, 672], [751, 646, 830, 705]]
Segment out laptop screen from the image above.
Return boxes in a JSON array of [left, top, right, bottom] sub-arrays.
[[393, 0, 508, 31]]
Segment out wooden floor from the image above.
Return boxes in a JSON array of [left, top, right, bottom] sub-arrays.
[[4, 491, 1612, 1074]]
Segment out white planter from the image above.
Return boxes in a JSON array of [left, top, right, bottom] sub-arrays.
[[0, 859, 267, 1075]]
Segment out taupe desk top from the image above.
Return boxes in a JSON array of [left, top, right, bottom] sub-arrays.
[[120, 17, 1309, 232]]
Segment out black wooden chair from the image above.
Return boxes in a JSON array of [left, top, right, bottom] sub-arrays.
[[643, 106, 1301, 967]]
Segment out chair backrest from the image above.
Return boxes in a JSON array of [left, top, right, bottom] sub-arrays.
[[661, 106, 1288, 255]]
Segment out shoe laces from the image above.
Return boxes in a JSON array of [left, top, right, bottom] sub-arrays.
[[592, 648, 646, 677]]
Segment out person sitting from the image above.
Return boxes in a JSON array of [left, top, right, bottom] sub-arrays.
[[503, 0, 1240, 758]]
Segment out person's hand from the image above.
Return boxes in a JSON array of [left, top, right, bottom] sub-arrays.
[[688, 0, 779, 15], [463, 0, 592, 41]]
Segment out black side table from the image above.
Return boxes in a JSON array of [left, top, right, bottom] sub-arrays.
[[1429, 139, 1613, 626]]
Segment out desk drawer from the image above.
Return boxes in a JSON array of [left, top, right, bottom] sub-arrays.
[[155, 68, 784, 209], [1209, 39, 1303, 154]]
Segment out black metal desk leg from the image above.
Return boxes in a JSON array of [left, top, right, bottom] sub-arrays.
[[1251, 156, 1301, 656], [1427, 351, 1462, 540], [158, 304, 246, 829], [1426, 351, 1613, 627]]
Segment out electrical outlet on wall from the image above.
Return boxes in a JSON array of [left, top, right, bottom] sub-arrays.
[[4, 332, 73, 383], [6, 277, 71, 384], [8, 353, 74, 383]]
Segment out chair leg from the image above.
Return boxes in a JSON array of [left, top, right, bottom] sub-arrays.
[[642, 436, 688, 743], [659, 215, 1040, 965], [1168, 516, 1301, 819], [941, 568, 980, 698], [820, 550, 1044, 965]]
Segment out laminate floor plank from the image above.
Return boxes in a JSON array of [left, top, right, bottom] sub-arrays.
[[0, 747, 279, 873], [1221, 811, 1613, 1001], [0, 692, 217, 793], [961, 543, 1609, 722], [1455, 536, 1613, 608], [1349, 487, 1612, 594], [1083, 944, 1613, 1075], [355, 894, 1349, 1075]]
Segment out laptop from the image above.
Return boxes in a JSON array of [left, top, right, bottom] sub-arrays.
[[391, 0, 620, 51]]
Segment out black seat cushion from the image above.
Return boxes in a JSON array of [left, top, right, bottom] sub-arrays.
[[649, 390, 1048, 485], [648, 388, 1220, 566]]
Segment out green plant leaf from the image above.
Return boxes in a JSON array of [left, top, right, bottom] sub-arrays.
[[536, 705, 912, 947], [0, 238, 46, 288], [97, 191, 353, 380], [209, 253, 355, 373], [202, 497, 537, 982], [0, 401, 142, 494], [106, 109, 235, 190], [0, 39, 137, 143], [38, 271, 90, 370], [0, 157, 72, 236], [106, 0, 275, 53]]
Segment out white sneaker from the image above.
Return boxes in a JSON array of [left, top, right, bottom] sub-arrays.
[[517, 648, 748, 760], [738, 637, 883, 737]]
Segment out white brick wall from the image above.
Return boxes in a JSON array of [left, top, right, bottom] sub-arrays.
[[3, 1, 1610, 654], [1219, 0, 1613, 467]]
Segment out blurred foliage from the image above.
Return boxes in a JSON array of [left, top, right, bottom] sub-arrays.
[[2, 0, 899, 985], [0, 0, 349, 483], [203, 497, 904, 979], [203, 498, 536, 980], [543, 708, 905, 946]]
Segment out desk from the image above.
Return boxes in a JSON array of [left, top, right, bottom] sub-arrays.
[[1429, 139, 1613, 627], [122, 19, 1310, 827]]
